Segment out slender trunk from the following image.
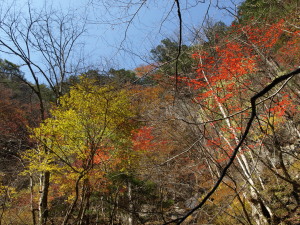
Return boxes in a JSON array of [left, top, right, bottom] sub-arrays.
[[39, 171, 50, 225], [199, 58, 273, 224], [35, 85, 49, 225], [128, 180, 133, 225], [85, 191, 90, 225], [63, 174, 84, 225], [78, 179, 91, 225], [109, 192, 119, 225], [77, 182, 86, 224], [30, 175, 37, 225]]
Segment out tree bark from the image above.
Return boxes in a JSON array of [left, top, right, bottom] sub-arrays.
[[39, 171, 50, 225], [128, 180, 133, 225]]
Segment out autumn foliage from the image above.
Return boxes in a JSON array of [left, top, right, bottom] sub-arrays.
[[0, 4, 300, 225]]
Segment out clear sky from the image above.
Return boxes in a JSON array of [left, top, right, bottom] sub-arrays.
[[0, 0, 242, 81]]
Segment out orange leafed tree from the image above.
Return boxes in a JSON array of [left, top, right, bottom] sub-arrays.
[[177, 19, 300, 224]]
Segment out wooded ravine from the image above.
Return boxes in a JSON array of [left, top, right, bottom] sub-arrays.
[[0, 0, 299, 224]]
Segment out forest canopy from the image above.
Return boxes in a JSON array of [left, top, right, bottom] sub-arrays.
[[0, 0, 299, 224]]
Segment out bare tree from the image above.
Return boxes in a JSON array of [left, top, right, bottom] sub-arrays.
[[0, 2, 85, 224]]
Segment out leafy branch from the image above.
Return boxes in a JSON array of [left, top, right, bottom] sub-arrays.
[[164, 67, 300, 224]]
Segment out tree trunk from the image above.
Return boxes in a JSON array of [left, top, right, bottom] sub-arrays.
[[30, 175, 37, 225], [39, 171, 50, 225], [63, 174, 84, 225], [128, 180, 133, 225]]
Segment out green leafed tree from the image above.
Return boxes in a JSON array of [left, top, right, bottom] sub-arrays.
[[237, 0, 299, 23], [150, 38, 195, 76]]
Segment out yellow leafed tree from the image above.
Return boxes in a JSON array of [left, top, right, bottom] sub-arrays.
[[23, 75, 135, 224]]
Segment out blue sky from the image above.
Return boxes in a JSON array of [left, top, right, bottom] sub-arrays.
[[0, 0, 242, 81], [83, 0, 242, 69]]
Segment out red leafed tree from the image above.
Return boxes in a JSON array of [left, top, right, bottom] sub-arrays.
[[132, 126, 157, 152], [0, 84, 34, 157], [128, 125, 169, 168], [179, 20, 300, 224]]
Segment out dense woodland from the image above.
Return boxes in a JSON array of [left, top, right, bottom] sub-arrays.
[[0, 0, 300, 224]]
